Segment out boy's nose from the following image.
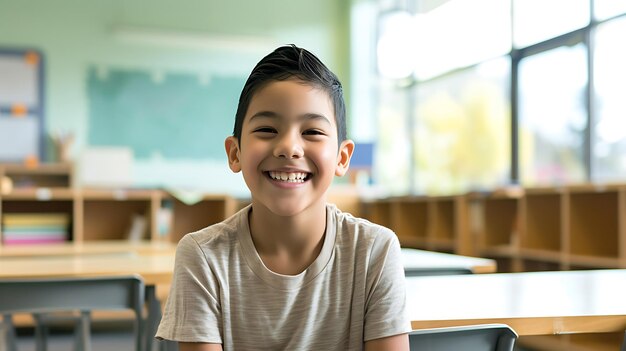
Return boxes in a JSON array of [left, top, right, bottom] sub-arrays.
[[273, 134, 304, 159]]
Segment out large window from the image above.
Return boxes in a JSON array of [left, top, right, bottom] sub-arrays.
[[518, 44, 587, 185], [512, 0, 589, 48], [413, 58, 510, 195], [368, 0, 626, 195], [593, 16, 626, 182]]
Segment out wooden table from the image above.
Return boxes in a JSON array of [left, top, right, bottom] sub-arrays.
[[401, 248, 496, 274], [406, 269, 626, 336], [0, 242, 176, 351], [0, 240, 175, 258], [0, 251, 174, 286]]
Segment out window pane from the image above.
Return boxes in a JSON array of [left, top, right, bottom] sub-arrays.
[[518, 45, 587, 185], [594, 0, 626, 21], [413, 57, 511, 195], [593, 17, 626, 182], [413, 0, 511, 80], [377, 10, 417, 79], [513, 0, 589, 48], [375, 80, 411, 195]]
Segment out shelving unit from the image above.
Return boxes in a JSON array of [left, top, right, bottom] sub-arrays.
[[166, 194, 237, 242], [361, 198, 393, 229], [1, 163, 73, 188], [78, 189, 157, 242], [363, 184, 626, 274], [389, 197, 429, 248], [0, 188, 75, 244], [362, 195, 471, 255], [567, 186, 622, 267], [0, 163, 236, 247], [519, 188, 564, 271]]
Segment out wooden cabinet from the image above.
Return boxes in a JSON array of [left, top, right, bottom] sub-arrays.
[[363, 184, 626, 273], [167, 195, 237, 242], [362, 195, 471, 255], [1, 163, 73, 188], [78, 189, 157, 242], [0, 163, 236, 247]]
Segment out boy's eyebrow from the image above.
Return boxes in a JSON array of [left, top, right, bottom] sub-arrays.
[[249, 111, 332, 126]]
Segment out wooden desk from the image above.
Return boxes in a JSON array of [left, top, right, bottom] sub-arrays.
[[0, 240, 176, 258], [406, 269, 626, 336], [0, 242, 494, 275], [0, 247, 175, 351], [401, 248, 496, 274], [0, 252, 174, 286]]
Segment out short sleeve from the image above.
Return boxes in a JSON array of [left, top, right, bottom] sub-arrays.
[[156, 234, 223, 343], [363, 231, 412, 341]]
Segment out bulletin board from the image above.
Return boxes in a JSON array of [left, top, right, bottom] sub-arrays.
[[0, 48, 45, 162], [87, 67, 246, 160]]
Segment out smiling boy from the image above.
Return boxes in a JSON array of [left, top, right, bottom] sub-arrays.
[[156, 45, 411, 350]]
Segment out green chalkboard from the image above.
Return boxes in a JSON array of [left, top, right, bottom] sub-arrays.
[[87, 67, 246, 159]]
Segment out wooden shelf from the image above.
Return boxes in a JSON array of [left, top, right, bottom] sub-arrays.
[[1, 188, 76, 200], [0, 163, 73, 188], [568, 190, 619, 259], [81, 198, 154, 242], [391, 197, 429, 245], [519, 248, 562, 262], [568, 254, 621, 269], [167, 194, 236, 242], [0, 164, 237, 247], [362, 199, 393, 229], [522, 192, 562, 252], [364, 183, 626, 273], [481, 197, 518, 249], [479, 245, 517, 258], [363, 195, 472, 255], [430, 198, 455, 242]]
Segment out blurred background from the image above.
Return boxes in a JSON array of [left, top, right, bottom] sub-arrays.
[[1, 0, 625, 197]]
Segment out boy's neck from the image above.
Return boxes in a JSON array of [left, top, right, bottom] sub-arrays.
[[248, 201, 327, 275]]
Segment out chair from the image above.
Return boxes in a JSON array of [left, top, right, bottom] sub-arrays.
[[0, 275, 145, 351], [409, 324, 518, 351], [404, 267, 473, 277]]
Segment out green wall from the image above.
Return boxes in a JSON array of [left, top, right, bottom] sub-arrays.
[[0, 0, 351, 192]]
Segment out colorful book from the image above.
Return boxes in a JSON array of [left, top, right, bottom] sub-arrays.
[[1, 212, 70, 245], [2, 213, 69, 226], [3, 237, 67, 245]]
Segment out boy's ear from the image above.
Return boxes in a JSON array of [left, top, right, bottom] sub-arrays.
[[335, 139, 355, 177], [225, 136, 242, 173]]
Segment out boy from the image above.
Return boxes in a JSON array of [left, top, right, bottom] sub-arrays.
[[156, 44, 411, 350]]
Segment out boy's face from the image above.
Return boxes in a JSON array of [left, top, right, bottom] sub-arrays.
[[225, 79, 354, 217]]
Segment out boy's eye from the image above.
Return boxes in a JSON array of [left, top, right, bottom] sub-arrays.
[[302, 129, 325, 136], [253, 127, 277, 134]]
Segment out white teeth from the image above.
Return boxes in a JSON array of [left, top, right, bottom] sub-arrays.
[[269, 171, 308, 183]]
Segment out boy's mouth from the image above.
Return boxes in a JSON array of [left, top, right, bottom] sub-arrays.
[[266, 171, 311, 183]]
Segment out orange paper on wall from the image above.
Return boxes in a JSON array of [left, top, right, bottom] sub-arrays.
[[11, 104, 28, 116]]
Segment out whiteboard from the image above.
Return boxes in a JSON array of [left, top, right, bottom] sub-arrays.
[[87, 67, 245, 160]]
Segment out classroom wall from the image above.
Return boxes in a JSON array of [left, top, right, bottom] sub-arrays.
[[0, 0, 350, 195]]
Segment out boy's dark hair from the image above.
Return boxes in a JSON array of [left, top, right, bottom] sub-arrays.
[[233, 44, 347, 145]]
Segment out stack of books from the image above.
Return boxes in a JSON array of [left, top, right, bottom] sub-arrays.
[[1, 213, 70, 245]]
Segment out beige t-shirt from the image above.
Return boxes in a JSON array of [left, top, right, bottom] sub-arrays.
[[156, 203, 411, 350]]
